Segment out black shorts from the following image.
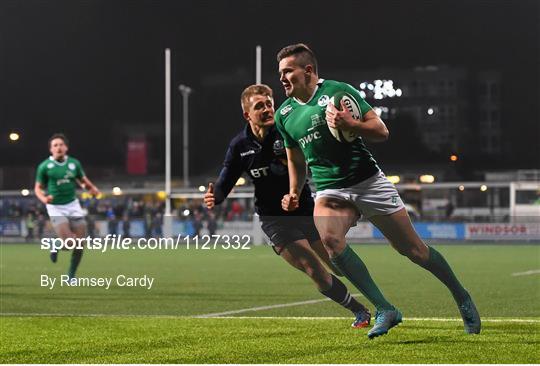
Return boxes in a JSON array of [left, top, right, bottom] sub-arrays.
[[260, 216, 321, 255]]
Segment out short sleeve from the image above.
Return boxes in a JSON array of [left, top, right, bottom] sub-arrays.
[[342, 83, 373, 118], [274, 113, 298, 148], [36, 164, 47, 185]]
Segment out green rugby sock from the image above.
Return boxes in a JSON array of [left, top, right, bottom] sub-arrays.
[[420, 246, 468, 304], [331, 245, 394, 311], [68, 249, 83, 278]]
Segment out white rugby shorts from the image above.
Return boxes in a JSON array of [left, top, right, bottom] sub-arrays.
[[46, 199, 86, 227], [315, 171, 405, 219]]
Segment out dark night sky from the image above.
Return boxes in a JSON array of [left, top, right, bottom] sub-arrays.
[[1, 0, 539, 177]]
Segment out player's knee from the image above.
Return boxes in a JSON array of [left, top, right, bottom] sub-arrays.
[[71, 222, 87, 237], [319, 234, 344, 257], [59, 232, 76, 241], [319, 233, 341, 248], [400, 242, 429, 264]]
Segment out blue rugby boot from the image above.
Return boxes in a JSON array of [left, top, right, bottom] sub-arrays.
[[351, 306, 371, 328], [367, 308, 402, 339], [458, 292, 481, 334]]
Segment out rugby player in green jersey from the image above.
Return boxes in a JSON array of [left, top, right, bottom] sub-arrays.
[[274, 44, 480, 338], [35, 133, 100, 279]]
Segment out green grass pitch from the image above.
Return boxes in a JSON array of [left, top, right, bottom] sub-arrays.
[[1, 243, 539, 363]]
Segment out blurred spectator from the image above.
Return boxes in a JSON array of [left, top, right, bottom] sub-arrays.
[[25, 213, 35, 242], [86, 215, 96, 237], [207, 211, 217, 236], [106, 207, 118, 235], [445, 201, 455, 219], [122, 214, 131, 237], [227, 200, 244, 221], [144, 208, 153, 238], [37, 214, 46, 238], [152, 212, 163, 237], [193, 211, 203, 237]]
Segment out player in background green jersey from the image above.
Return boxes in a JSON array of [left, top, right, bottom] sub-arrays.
[[275, 44, 480, 339], [35, 133, 100, 279]]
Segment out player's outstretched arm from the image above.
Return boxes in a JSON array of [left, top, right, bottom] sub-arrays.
[[326, 101, 389, 143], [34, 182, 53, 204], [207, 165, 243, 210], [80, 176, 100, 196], [209, 141, 244, 209]]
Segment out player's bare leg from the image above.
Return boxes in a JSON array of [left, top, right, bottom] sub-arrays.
[[314, 196, 401, 338], [308, 239, 344, 277], [71, 220, 86, 238], [313, 197, 355, 257], [279, 239, 370, 328], [279, 239, 331, 290], [368, 208, 429, 263], [54, 222, 77, 240], [67, 219, 86, 279], [369, 208, 481, 334], [314, 197, 393, 309], [49, 221, 76, 263]]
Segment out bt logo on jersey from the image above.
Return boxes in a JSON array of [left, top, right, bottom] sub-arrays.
[[250, 167, 270, 178]]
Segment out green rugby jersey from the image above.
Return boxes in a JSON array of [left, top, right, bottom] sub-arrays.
[[275, 79, 380, 190], [35, 156, 85, 205]]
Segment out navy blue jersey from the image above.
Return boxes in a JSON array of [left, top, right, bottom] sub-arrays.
[[214, 124, 314, 216]]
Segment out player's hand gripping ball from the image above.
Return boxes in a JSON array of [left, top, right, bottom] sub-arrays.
[[325, 91, 361, 143]]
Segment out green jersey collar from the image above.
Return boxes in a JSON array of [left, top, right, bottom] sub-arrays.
[[293, 79, 325, 105], [49, 155, 68, 166]]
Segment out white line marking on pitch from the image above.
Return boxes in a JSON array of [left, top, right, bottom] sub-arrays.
[[4, 294, 363, 319], [0, 313, 539, 323], [199, 316, 540, 323], [194, 294, 361, 318], [1, 293, 538, 324], [512, 269, 540, 276]]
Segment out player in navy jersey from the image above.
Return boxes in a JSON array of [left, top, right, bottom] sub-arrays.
[[204, 84, 371, 328]]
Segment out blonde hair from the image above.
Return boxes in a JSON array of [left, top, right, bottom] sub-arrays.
[[240, 84, 273, 111]]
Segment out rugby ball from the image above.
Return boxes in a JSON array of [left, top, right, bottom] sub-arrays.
[[326, 91, 362, 143]]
